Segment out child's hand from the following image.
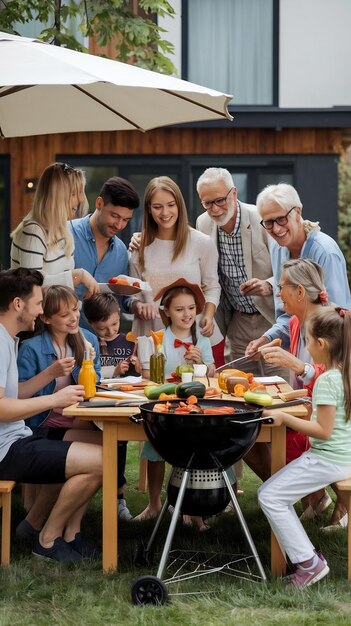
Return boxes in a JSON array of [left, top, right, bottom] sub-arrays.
[[263, 409, 285, 426], [113, 360, 130, 376], [129, 355, 142, 374], [184, 345, 202, 364]]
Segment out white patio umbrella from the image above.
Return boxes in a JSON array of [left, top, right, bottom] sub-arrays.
[[0, 30, 233, 138]]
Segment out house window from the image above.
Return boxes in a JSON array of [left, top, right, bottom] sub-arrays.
[[190, 164, 293, 223], [62, 157, 182, 247], [184, 0, 276, 105]]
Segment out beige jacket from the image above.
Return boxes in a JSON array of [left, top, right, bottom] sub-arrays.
[[196, 202, 275, 326]]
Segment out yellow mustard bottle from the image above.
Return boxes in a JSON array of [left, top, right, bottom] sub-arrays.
[[78, 350, 96, 399]]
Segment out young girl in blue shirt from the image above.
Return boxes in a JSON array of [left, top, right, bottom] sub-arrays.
[[135, 278, 214, 528]]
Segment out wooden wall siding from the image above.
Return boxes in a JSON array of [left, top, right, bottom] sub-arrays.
[[0, 127, 342, 228]]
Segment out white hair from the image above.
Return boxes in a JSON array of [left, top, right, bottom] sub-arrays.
[[196, 167, 234, 193], [256, 183, 303, 214]]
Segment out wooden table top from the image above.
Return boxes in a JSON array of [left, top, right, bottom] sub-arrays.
[[63, 377, 308, 418]]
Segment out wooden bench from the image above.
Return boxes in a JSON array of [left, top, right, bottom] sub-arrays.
[[335, 477, 351, 579], [0, 480, 16, 566]]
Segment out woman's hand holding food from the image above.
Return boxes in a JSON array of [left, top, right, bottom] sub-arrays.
[[245, 335, 270, 358], [50, 357, 75, 378], [79, 269, 100, 298]]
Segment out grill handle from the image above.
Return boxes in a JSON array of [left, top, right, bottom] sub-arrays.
[[230, 416, 274, 425], [129, 414, 144, 424]]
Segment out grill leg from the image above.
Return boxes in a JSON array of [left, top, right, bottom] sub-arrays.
[[144, 496, 170, 556], [156, 468, 190, 581], [222, 469, 267, 581]]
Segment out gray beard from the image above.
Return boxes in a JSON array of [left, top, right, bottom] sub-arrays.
[[210, 202, 235, 227]]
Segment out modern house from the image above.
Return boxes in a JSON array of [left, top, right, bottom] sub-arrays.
[[0, 0, 350, 268]]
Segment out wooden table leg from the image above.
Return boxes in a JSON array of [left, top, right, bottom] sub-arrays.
[[270, 424, 287, 576], [102, 422, 118, 573]]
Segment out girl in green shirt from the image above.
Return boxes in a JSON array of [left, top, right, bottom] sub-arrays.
[[259, 306, 351, 588]]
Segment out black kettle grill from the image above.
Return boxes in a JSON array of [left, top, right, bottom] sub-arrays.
[[130, 398, 306, 605]]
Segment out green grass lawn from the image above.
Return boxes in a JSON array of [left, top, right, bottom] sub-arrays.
[[1, 442, 351, 626]]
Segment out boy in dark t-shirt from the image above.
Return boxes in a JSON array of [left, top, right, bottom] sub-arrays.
[[83, 293, 141, 378], [83, 293, 141, 521]]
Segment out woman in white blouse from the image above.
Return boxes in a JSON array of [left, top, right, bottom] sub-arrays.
[[11, 162, 98, 296], [130, 176, 223, 365]]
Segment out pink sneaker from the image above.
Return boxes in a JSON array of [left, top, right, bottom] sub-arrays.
[[285, 556, 329, 588]]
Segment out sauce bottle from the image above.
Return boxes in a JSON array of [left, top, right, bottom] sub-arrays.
[[78, 350, 96, 399]]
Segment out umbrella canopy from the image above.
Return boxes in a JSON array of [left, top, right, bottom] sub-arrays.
[[0, 30, 233, 138]]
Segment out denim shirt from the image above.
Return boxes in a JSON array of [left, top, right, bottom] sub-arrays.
[[17, 328, 101, 430], [265, 230, 351, 345]]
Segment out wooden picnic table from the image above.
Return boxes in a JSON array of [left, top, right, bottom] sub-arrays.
[[63, 377, 307, 574]]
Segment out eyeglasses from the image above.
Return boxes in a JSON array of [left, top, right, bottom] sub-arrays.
[[260, 207, 296, 231], [277, 282, 297, 292], [200, 187, 234, 210]]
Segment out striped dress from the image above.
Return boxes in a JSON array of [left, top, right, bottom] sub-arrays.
[[10, 219, 74, 288]]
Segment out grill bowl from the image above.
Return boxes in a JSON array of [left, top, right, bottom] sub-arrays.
[[137, 399, 266, 469]]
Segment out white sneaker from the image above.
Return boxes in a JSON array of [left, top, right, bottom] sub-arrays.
[[118, 498, 132, 521]]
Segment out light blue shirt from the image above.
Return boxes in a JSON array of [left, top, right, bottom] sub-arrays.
[[265, 230, 351, 344], [69, 215, 129, 328], [162, 326, 214, 377]]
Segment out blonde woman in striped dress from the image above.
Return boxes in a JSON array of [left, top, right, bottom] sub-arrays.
[[11, 162, 99, 297]]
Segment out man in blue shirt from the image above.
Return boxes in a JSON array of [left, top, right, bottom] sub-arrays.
[[70, 176, 140, 328], [246, 183, 351, 355], [70, 176, 140, 522]]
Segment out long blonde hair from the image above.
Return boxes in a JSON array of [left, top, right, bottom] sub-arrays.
[[138, 176, 190, 272], [11, 162, 87, 256]]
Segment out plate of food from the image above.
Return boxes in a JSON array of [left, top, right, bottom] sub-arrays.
[[99, 275, 151, 296]]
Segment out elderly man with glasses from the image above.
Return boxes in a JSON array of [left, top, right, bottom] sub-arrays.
[[196, 167, 276, 370], [245, 182, 351, 358]]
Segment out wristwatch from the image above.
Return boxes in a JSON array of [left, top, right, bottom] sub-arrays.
[[299, 362, 314, 380]]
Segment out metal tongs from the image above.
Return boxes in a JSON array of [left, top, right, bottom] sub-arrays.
[[215, 338, 283, 373]]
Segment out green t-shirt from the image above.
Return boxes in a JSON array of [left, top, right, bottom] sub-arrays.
[[310, 368, 351, 464]]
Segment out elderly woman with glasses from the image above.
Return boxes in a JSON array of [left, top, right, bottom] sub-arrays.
[[245, 183, 351, 356], [259, 258, 348, 530], [11, 162, 99, 297]]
